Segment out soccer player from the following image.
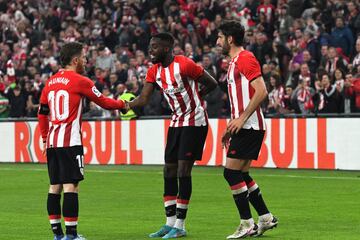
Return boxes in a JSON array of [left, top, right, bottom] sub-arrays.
[[216, 21, 278, 239], [38, 42, 127, 240], [127, 33, 217, 238]]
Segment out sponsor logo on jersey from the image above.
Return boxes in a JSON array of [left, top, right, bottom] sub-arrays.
[[92, 86, 101, 97], [163, 86, 184, 94]]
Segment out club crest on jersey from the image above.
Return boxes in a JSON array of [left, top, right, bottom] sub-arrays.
[[92, 86, 101, 97]]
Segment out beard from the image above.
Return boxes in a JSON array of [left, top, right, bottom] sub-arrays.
[[222, 42, 230, 56], [76, 63, 85, 74]]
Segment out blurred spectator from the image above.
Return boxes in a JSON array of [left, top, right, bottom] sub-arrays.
[[331, 17, 354, 57], [109, 73, 121, 95], [287, 0, 303, 19], [267, 74, 285, 114], [24, 80, 40, 117], [283, 86, 296, 113], [262, 63, 271, 84], [203, 84, 225, 118], [202, 54, 216, 78], [346, 1, 360, 38], [257, 0, 275, 24], [257, 12, 274, 39], [345, 74, 360, 112], [249, 32, 272, 66], [323, 47, 347, 75], [304, 30, 320, 64], [96, 45, 116, 73], [82, 101, 103, 118], [318, 73, 343, 113], [114, 83, 126, 99], [272, 41, 291, 79], [6, 86, 26, 118], [295, 78, 315, 115], [292, 63, 316, 89], [103, 27, 119, 52], [352, 38, 360, 69], [302, 50, 318, 74], [0, 85, 9, 118], [277, 5, 293, 43], [100, 86, 115, 118]]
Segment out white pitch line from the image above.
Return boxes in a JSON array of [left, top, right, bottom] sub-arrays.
[[0, 167, 359, 180]]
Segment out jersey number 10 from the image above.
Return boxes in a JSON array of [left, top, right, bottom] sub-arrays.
[[48, 90, 70, 121]]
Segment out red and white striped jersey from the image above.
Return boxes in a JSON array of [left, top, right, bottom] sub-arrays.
[[146, 55, 207, 127], [257, 4, 275, 23], [269, 85, 285, 108], [227, 50, 266, 130], [38, 69, 125, 148]]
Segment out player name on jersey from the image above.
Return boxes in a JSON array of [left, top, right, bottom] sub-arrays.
[[48, 77, 70, 86]]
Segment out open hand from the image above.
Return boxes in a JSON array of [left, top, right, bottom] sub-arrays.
[[227, 117, 245, 135], [42, 142, 47, 157], [221, 131, 231, 149]]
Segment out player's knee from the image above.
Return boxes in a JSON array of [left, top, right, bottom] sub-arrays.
[[223, 168, 231, 181], [223, 168, 243, 185], [63, 183, 79, 193], [242, 171, 252, 182], [177, 169, 190, 178], [177, 162, 193, 177], [49, 184, 62, 194], [164, 163, 178, 178]]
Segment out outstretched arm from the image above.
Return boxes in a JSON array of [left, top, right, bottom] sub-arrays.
[[80, 78, 126, 110], [128, 82, 154, 109], [197, 70, 218, 97]]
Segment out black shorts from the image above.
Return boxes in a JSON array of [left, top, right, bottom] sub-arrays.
[[227, 129, 265, 160], [165, 126, 208, 163], [46, 146, 85, 185]]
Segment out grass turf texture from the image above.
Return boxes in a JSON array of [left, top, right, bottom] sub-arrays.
[[0, 163, 359, 240]]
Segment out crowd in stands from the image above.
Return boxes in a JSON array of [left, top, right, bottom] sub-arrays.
[[0, 0, 359, 119]]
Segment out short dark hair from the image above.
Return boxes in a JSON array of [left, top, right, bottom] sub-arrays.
[[218, 20, 245, 46], [151, 32, 175, 48], [59, 41, 84, 67]]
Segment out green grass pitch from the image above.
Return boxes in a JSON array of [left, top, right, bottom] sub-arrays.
[[0, 163, 359, 239]]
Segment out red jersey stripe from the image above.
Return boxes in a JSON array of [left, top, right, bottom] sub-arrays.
[[63, 122, 72, 147], [228, 82, 236, 119], [234, 64, 244, 114], [256, 108, 264, 130], [182, 78, 196, 126], [52, 125, 61, 148], [47, 125, 54, 148], [166, 66, 186, 127]]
